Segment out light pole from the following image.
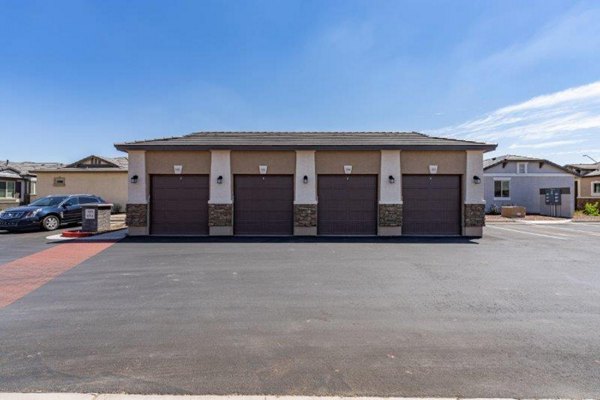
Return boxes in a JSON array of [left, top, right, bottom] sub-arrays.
[[583, 154, 598, 163]]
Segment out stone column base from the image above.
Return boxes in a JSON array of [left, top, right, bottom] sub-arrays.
[[464, 226, 483, 238], [378, 226, 402, 236], [209, 203, 233, 236], [294, 226, 317, 236], [126, 203, 148, 236], [464, 203, 485, 227], [378, 203, 402, 236], [128, 226, 149, 236], [294, 204, 317, 236]]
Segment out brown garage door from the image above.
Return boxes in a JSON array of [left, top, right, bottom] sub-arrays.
[[318, 175, 378, 235], [402, 175, 461, 236], [151, 175, 209, 235], [234, 175, 294, 235]]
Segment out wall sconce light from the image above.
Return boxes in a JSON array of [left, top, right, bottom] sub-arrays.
[[473, 175, 482, 184], [388, 175, 395, 184], [130, 175, 139, 184], [303, 175, 308, 184], [217, 176, 223, 184]]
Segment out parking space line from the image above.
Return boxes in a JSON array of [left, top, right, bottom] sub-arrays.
[[486, 225, 568, 240], [0, 241, 116, 308], [530, 224, 600, 237]]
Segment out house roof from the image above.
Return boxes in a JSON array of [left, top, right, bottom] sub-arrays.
[[565, 162, 600, 170], [0, 168, 22, 179], [484, 155, 577, 175], [32, 155, 128, 172], [585, 169, 600, 177], [1, 161, 64, 176], [114, 131, 497, 152]]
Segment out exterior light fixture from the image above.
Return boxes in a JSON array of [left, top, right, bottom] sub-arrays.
[[303, 175, 308, 184], [130, 175, 139, 184], [473, 175, 482, 184], [217, 176, 223, 184], [388, 175, 395, 184]]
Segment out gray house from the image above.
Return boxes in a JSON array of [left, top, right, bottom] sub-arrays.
[[484, 155, 576, 217]]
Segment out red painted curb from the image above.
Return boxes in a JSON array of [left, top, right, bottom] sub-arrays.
[[61, 230, 94, 238]]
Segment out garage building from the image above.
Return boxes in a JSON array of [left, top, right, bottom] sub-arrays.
[[115, 132, 496, 237]]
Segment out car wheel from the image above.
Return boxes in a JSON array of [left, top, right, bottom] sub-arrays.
[[42, 215, 60, 231]]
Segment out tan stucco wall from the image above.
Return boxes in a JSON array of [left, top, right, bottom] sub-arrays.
[[146, 151, 211, 175], [316, 151, 380, 174], [34, 171, 128, 208], [579, 176, 600, 198], [401, 151, 466, 175], [231, 151, 295, 174]]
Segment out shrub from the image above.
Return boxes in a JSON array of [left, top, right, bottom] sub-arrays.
[[111, 203, 123, 214], [583, 202, 600, 216]]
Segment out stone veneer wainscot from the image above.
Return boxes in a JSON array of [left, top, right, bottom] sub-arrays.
[[294, 204, 317, 227], [378, 204, 403, 227], [464, 203, 485, 227], [126, 204, 148, 227], [208, 203, 233, 227]]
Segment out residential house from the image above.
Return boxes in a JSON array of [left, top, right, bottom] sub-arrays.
[[565, 162, 600, 209], [31, 155, 128, 210], [484, 155, 576, 217], [0, 161, 62, 210]]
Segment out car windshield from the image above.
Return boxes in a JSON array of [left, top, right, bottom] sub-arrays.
[[29, 196, 69, 207]]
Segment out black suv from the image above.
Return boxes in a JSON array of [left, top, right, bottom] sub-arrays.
[[0, 194, 106, 231]]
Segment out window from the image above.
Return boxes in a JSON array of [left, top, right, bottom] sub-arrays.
[[517, 162, 528, 174], [79, 196, 100, 204], [62, 197, 79, 207], [30, 181, 37, 195], [0, 181, 16, 198], [593, 182, 600, 196], [53, 177, 66, 187], [494, 179, 510, 199]]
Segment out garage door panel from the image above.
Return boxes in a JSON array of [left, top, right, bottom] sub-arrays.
[[151, 175, 209, 235], [234, 175, 293, 236], [318, 175, 377, 235], [402, 175, 461, 236]]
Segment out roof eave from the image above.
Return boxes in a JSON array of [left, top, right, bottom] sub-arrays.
[[114, 143, 498, 152]]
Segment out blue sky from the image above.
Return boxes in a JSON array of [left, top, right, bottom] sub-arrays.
[[1, 0, 599, 164]]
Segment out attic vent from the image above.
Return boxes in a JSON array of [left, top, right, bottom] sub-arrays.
[[53, 177, 66, 187]]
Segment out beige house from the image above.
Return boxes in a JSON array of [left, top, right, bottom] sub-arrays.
[[32, 155, 128, 210], [115, 131, 496, 237], [565, 162, 600, 209], [577, 170, 600, 208]]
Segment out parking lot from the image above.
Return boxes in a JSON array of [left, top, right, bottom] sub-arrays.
[[0, 222, 599, 397]]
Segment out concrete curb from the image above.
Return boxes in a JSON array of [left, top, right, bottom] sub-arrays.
[[0, 395, 594, 400]]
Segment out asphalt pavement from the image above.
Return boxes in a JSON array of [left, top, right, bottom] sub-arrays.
[[0, 222, 599, 397]]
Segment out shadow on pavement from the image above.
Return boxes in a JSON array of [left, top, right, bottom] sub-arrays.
[[122, 235, 479, 244]]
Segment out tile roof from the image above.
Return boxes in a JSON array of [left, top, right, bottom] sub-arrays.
[[115, 131, 497, 151], [585, 169, 600, 177], [0, 161, 64, 176], [565, 162, 600, 170], [483, 155, 546, 169], [33, 155, 128, 172], [484, 154, 576, 175]]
